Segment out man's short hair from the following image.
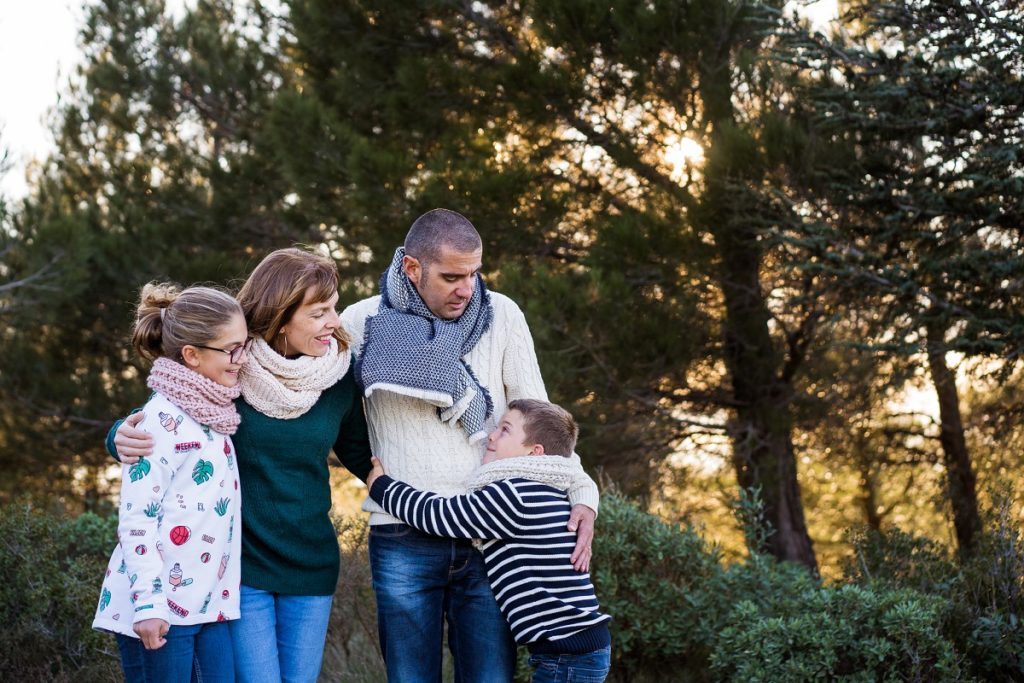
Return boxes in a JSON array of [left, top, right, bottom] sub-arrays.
[[404, 208, 483, 268], [507, 399, 579, 457]]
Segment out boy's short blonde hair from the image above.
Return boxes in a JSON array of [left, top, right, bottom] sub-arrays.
[[507, 399, 578, 457]]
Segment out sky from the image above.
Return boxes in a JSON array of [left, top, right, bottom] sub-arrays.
[[0, 0, 838, 201], [0, 0, 83, 199]]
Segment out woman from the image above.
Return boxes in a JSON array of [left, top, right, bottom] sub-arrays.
[[110, 249, 373, 682], [95, 283, 248, 682]]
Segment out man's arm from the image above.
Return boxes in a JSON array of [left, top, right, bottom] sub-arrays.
[[501, 299, 598, 570]]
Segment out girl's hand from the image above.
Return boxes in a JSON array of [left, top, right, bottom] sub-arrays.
[[133, 618, 170, 650]]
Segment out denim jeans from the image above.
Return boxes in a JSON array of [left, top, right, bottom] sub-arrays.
[[369, 523, 517, 683], [228, 584, 333, 683], [528, 646, 611, 683], [116, 621, 235, 683]]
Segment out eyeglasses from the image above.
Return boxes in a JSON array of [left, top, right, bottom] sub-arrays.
[[193, 336, 254, 364]]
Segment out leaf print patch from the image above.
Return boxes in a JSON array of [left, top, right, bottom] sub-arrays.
[[192, 459, 214, 485]]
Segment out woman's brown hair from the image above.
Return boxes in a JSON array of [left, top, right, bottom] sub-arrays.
[[235, 247, 350, 355]]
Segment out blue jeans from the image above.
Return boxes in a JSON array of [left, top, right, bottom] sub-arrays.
[[369, 524, 516, 683], [116, 621, 235, 683], [228, 584, 333, 683], [528, 646, 611, 683]]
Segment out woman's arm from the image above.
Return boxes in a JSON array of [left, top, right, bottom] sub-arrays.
[[106, 410, 153, 464], [332, 370, 373, 482]]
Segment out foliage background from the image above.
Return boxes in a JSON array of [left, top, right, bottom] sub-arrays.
[[1, 0, 1022, 680]]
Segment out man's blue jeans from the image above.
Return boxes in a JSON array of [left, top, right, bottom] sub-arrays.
[[527, 646, 611, 683], [369, 523, 517, 682], [116, 621, 235, 683], [228, 585, 333, 683]]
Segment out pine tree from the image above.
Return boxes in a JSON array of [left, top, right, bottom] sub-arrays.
[[276, 0, 829, 569], [784, 0, 1024, 555]]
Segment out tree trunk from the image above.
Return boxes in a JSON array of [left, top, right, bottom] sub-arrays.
[[698, 38, 818, 574], [855, 438, 884, 532], [925, 318, 981, 556], [715, 225, 818, 572]]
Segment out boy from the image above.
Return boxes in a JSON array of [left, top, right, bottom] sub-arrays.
[[367, 398, 611, 683]]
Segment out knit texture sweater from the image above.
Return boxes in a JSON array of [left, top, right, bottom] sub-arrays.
[[342, 292, 600, 524], [369, 468, 611, 653], [108, 367, 373, 596]]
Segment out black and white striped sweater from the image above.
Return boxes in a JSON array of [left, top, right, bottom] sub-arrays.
[[369, 472, 611, 653]]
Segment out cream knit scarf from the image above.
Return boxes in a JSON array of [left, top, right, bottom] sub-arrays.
[[239, 336, 351, 419], [466, 455, 578, 492], [146, 357, 242, 434]]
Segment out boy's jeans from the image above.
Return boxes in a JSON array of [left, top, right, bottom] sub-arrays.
[[369, 523, 516, 683], [116, 621, 234, 683], [528, 646, 611, 683]]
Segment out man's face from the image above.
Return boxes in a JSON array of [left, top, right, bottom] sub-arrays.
[[404, 244, 483, 320], [483, 410, 540, 464]]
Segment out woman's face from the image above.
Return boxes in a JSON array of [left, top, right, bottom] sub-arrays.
[[279, 287, 341, 357], [185, 313, 249, 387]]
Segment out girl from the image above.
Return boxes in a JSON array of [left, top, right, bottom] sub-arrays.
[[94, 283, 249, 682]]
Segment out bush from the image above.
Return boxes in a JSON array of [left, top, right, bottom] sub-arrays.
[[844, 490, 1024, 681], [4, 491, 1020, 682], [592, 493, 724, 681], [322, 514, 386, 682], [0, 501, 120, 682], [711, 584, 960, 681]]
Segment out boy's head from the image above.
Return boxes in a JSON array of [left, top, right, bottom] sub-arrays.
[[483, 399, 579, 464]]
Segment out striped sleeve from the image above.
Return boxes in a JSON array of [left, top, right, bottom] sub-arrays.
[[368, 475, 526, 540]]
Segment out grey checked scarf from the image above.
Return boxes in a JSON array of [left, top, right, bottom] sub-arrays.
[[357, 247, 494, 443]]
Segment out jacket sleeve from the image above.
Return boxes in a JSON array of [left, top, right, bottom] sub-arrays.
[[369, 475, 526, 540], [116, 406, 187, 625], [333, 370, 373, 482]]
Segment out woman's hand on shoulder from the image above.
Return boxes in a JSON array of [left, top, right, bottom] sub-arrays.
[[115, 412, 155, 465]]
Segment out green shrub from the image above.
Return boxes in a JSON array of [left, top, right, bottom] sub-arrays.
[[0, 500, 120, 682], [594, 494, 973, 682], [593, 493, 724, 682], [843, 490, 1024, 681], [3, 490, 1019, 682], [711, 584, 961, 681]]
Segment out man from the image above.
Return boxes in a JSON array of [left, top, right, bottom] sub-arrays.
[[343, 208, 599, 682]]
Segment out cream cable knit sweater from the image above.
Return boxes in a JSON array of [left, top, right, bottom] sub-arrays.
[[343, 291, 600, 525]]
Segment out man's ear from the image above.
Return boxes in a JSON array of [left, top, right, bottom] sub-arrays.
[[529, 443, 546, 456], [402, 254, 422, 286], [180, 345, 202, 369]]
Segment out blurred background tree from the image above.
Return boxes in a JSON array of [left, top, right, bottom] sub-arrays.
[[1, 0, 1021, 578]]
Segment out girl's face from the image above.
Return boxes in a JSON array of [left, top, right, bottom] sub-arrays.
[[185, 313, 249, 387], [279, 287, 341, 358]]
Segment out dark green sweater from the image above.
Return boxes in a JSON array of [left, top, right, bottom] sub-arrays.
[[108, 367, 373, 596]]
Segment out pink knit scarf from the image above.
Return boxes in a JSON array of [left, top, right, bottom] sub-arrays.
[[146, 357, 242, 435]]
